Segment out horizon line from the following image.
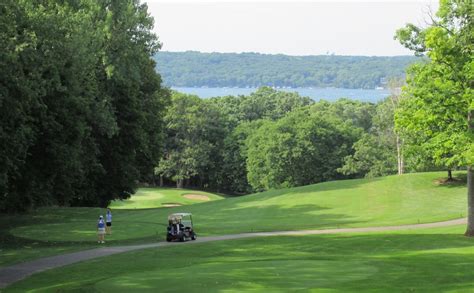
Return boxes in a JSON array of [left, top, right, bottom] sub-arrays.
[[157, 50, 418, 58]]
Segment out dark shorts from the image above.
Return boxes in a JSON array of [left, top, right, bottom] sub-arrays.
[[106, 222, 112, 227]]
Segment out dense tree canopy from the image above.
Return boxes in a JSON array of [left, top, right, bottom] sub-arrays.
[[155, 51, 419, 89], [155, 87, 399, 194], [0, 0, 169, 211], [156, 92, 225, 189], [339, 97, 399, 178], [246, 107, 361, 190]]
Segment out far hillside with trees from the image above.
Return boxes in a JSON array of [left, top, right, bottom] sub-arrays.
[[154, 51, 419, 89]]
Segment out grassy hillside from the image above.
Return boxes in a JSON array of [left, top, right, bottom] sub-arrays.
[[6, 225, 474, 292], [109, 187, 224, 209], [7, 172, 467, 241], [0, 172, 466, 268], [183, 172, 466, 234]]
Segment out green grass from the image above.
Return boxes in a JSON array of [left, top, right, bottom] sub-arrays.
[[0, 187, 223, 268], [109, 187, 224, 209], [5, 225, 474, 292], [0, 172, 466, 268]]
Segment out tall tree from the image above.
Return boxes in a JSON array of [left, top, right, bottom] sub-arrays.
[[246, 107, 360, 191], [157, 92, 225, 189], [207, 87, 313, 194], [0, 0, 38, 210], [387, 78, 405, 175], [0, 0, 168, 211], [395, 0, 473, 235]]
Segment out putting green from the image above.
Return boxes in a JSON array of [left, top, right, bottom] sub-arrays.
[[109, 187, 223, 209]]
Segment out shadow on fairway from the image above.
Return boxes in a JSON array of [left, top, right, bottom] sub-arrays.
[[6, 232, 474, 292]]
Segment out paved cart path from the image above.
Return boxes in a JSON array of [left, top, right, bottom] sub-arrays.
[[0, 218, 467, 289]]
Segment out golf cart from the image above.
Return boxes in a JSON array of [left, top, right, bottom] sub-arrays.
[[166, 213, 197, 242]]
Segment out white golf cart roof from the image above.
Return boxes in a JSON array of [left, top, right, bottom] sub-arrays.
[[168, 213, 192, 220]]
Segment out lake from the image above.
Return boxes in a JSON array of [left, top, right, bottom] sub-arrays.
[[171, 87, 391, 102]]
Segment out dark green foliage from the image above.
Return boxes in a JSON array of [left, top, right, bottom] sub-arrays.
[[155, 51, 419, 89], [338, 98, 398, 178], [156, 92, 225, 189], [338, 133, 397, 178], [246, 107, 362, 190], [0, 0, 168, 211], [157, 88, 315, 193], [158, 86, 398, 193], [219, 121, 263, 194], [310, 99, 376, 132], [209, 88, 314, 193]]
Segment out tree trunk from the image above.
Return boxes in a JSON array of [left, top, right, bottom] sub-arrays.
[[396, 135, 404, 175], [176, 179, 183, 189], [400, 138, 404, 174], [159, 175, 164, 187], [151, 173, 157, 187], [464, 167, 474, 236], [466, 109, 474, 236], [447, 169, 453, 181]]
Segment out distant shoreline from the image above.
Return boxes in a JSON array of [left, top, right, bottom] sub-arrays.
[[171, 86, 390, 102], [168, 86, 388, 90]]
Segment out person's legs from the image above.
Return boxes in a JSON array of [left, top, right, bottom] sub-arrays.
[[98, 229, 105, 243]]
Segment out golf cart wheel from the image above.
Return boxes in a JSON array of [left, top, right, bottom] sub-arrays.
[[191, 232, 196, 240], [179, 234, 185, 242], [166, 236, 172, 242]]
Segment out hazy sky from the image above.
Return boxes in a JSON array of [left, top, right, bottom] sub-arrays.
[[145, 0, 439, 56]]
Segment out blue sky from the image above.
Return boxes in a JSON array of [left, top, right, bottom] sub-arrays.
[[145, 0, 439, 56]]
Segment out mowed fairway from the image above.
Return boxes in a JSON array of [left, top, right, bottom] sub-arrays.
[[0, 187, 223, 268], [1, 172, 467, 268], [109, 187, 224, 209], [5, 225, 474, 292]]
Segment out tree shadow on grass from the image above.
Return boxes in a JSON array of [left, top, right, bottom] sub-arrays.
[[0, 208, 168, 267], [19, 232, 473, 292], [434, 173, 467, 189], [318, 233, 474, 292], [167, 232, 474, 292]]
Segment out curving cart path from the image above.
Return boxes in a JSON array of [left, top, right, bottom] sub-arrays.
[[0, 218, 467, 289]]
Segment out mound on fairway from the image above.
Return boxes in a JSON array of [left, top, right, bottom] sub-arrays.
[[109, 187, 223, 209], [6, 172, 466, 246]]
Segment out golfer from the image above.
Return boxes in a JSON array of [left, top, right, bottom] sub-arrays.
[[97, 215, 106, 243], [106, 208, 112, 235]]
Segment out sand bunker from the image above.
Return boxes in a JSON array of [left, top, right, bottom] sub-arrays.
[[183, 194, 210, 201]]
